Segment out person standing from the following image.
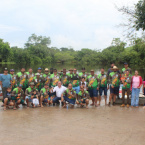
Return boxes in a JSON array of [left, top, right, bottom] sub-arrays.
[[98, 68, 109, 105], [87, 70, 99, 107], [60, 69, 70, 87], [0, 68, 12, 103], [26, 68, 35, 86], [108, 66, 120, 106], [71, 68, 80, 99], [10, 69, 17, 90], [79, 67, 88, 80], [122, 62, 132, 75], [42, 68, 51, 86], [131, 70, 142, 108], [16, 68, 28, 94], [120, 70, 132, 108]]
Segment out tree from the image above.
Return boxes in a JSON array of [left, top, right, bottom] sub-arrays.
[[117, 0, 145, 36], [25, 33, 51, 47], [0, 39, 13, 62]]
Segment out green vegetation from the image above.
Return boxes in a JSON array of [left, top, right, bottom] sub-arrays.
[[0, 34, 145, 67]]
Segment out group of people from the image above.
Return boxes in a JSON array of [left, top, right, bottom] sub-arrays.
[[0, 62, 145, 111]]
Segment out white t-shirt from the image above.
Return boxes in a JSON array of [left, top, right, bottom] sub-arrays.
[[53, 86, 67, 97]]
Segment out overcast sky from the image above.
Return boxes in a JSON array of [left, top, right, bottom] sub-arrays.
[[0, 0, 139, 50]]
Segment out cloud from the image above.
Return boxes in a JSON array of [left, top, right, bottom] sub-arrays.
[[0, 0, 140, 50]]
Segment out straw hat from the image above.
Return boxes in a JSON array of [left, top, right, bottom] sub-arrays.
[[111, 66, 119, 70]]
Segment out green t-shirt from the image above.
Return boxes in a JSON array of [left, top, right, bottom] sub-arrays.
[[87, 75, 98, 89], [17, 72, 28, 88], [122, 76, 132, 89], [109, 72, 120, 87], [98, 73, 107, 87]]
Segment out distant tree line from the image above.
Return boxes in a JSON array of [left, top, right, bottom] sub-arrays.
[[0, 34, 145, 67]]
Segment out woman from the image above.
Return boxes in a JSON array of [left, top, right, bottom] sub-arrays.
[[131, 70, 143, 107]]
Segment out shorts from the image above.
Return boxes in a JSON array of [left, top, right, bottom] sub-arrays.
[[43, 99, 48, 102], [16, 99, 24, 104], [72, 86, 80, 94], [63, 96, 76, 105], [110, 86, 119, 95], [11, 96, 17, 101], [49, 92, 56, 97], [88, 89, 98, 97], [79, 98, 86, 103], [25, 96, 32, 102], [99, 87, 107, 96]]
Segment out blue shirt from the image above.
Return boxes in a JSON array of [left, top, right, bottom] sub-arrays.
[[0, 74, 12, 88]]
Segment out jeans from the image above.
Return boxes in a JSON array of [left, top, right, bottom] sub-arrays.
[[131, 88, 140, 106], [53, 97, 61, 104]]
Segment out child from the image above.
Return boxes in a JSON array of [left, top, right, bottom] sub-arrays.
[[3, 88, 14, 110], [79, 77, 87, 91], [31, 90, 39, 108]]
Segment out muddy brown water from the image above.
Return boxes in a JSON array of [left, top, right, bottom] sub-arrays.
[[0, 101, 145, 145]]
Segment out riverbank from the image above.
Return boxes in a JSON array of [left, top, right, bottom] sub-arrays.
[[0, 101, 145, 145]]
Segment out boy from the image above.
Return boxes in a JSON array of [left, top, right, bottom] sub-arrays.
[[3, 87, 14, 110]]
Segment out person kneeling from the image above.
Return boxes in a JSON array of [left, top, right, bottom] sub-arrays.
[[62, 83, 76, 108], [76, 86, 90, 109], [40, 84, 51, 107], [11, 84, 25, 109], [3, 87, 14, 111], [31, 90, 39, 108]]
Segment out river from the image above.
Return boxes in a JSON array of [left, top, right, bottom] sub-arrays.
[[0, 63, 144, 77]]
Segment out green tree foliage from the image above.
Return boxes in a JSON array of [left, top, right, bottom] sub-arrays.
[[118, 0, 145, 35], [0, 34, 144, 67]]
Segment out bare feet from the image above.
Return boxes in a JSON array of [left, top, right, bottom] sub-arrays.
[[90, 103, 94, 106]]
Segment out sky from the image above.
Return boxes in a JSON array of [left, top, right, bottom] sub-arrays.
[[0, 0, 139, 50]]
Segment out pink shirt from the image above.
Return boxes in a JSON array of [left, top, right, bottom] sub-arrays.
[[143, 81, 145, 86], [132, 76, 140, 88]]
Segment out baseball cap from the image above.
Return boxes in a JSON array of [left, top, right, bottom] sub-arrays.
[[4, 68, 8, 71], [45, 68, 49, 71], [38, 67, 42, 70]]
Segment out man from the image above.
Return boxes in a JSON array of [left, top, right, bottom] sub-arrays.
[[50, 68, 53, 74], [121, 70, 132, 108], [11, 84, 24, 109], [67, 68, 73, 78], [60, 69, 71, 87], [50, 69, 60, 87], [107, 63, 120, 76], [51, 81, 67, 105], [0, 68, 12, 104], [62, 83, 76, 108], [108, 66, 120, 106], [42, 68, 51, 86], [71, 68, 80, 98], [26, 68, 35, 86], [25, 82, 39, 108], [33, 73, 43, 92], [76, 85, 90, 108], [16, 68, 28, 94], [35, 67, 43, 78], [40, 84, 50, 107], [122, 62, 132, 75], [79, 67, 88, 80], [10, 69, 17, 90], [87, 70, 99, 107], [98, 68, 109, 105], [3, 87, 14, 111]]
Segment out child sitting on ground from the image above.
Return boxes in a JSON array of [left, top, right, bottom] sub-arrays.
[[31, 90, 39, 108]]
